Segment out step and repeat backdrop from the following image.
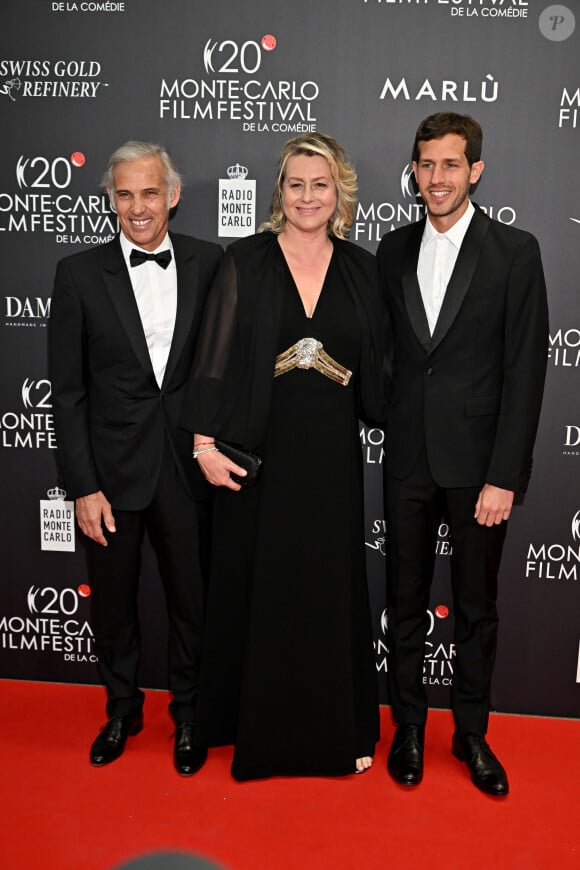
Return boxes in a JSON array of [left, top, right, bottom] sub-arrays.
[[1, 0, 579, 719]]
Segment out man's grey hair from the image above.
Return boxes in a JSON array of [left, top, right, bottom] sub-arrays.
[[101, 141, 182, 209]]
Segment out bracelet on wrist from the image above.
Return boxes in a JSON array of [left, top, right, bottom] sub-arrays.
[[192, 445, 219, 460]]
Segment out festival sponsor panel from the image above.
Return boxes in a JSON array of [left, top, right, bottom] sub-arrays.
[[0, 148, 116, 249], [159, 31, 321, 136], [494, 505, 580, 716], [0, 572, 98, 678]]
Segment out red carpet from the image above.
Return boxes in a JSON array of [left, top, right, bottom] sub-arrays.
[[1, 680, 579, 869]]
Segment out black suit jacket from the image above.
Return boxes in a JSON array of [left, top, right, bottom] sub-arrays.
[[377, 208, 549, 492], [49, 232, 223, 509]]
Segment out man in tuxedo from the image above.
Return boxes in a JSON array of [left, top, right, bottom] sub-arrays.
[[48, 142, 222, 774], [377, 113, 548, 795]]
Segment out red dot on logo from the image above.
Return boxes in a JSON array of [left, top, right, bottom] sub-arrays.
[[78, 584, 91, 598], [261, 34, 277, 51], [70, 152, 86, 168], [435, 605, 449, 619]]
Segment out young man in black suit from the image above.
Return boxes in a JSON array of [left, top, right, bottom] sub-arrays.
[[377, 113, 548, 795], [49, 142, 222, 774]]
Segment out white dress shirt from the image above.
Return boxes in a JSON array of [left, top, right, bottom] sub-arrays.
[[120, 232, 177, 387], [417, 201, 475, 335]]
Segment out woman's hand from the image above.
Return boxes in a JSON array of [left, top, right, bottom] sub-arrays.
[[195, 445, 247, 490]]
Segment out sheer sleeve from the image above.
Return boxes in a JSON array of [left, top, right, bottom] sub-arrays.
[[181, 248, 240, 435]]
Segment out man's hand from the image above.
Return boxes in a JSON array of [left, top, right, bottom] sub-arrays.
[[75, 490, 116, 546], [474, 484, 514, 527]]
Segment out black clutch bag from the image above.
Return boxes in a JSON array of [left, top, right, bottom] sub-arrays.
[[215, 440, 262, 487]]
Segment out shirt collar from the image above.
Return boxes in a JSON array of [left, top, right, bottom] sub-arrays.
[[423, 200, 475, 249]]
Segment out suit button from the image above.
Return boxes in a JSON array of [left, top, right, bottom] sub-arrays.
[[426, 366, 433, 376]]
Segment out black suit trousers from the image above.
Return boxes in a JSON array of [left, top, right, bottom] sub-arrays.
[[86, 439, 209, 724], [385, 447, 507, 736]]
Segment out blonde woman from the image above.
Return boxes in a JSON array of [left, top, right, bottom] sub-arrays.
[[183, 133, 389, 780]]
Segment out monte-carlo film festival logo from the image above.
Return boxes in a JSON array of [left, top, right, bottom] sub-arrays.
[[525, 510, 580, 582], [1, 378, 55, 449], [0, 581, 96, 664], [0, 150, 116, 245], [376, 606, 453, 687], [160, 33, 319, 134]]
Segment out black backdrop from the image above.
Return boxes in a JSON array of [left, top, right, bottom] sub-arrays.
[[1, 0, 579, 719]]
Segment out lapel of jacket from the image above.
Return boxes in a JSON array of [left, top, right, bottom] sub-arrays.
[[101, 236, 156, 382], [401, 219, 432, 353], [161, 233, 198, 388], [429, 207, 490, 354]]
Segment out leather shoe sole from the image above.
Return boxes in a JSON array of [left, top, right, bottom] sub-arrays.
[[452, 732, 509, 796]]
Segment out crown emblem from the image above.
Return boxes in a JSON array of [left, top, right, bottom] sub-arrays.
[[47, 486, 67, 500], [227, 163, 248, 179]]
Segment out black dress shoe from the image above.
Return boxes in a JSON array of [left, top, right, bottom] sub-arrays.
[[90, 713, 143, 766], [174, 722, 208, 776], [452, 732, 509, 796], [387, 724, 425, 786]]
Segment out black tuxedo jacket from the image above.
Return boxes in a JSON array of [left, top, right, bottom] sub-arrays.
[[377, 208, 549, 492], [49, 232, 223, 509]]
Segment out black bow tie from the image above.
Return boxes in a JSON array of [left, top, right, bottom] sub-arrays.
[[130, 248, 172, 269]]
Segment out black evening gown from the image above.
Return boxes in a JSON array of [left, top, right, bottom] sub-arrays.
[[197, 248, 379, 780]]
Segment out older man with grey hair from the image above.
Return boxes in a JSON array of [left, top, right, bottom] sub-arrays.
[[49, 141, 222, 774]]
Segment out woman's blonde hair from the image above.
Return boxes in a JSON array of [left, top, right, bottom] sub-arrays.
[[261, 133, 357, 239]]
